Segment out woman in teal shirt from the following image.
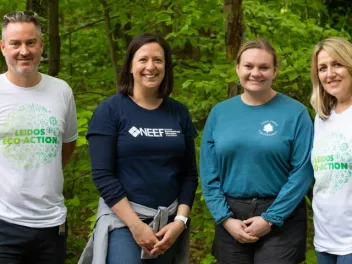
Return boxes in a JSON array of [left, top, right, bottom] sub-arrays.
[[200, 38, 314, 264]]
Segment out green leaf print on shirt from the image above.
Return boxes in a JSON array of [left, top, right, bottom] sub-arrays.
[[0, 104, 60, 169], [312, 132, 352, 195]]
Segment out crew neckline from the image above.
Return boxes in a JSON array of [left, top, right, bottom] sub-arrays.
[[1, 72, 43, 91], [239, 92, 280, 108], [331, 103, 352, 117], [126, 94, 165, 111]]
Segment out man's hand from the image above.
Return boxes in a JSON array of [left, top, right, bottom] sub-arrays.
[[129, 221, 159, 255], [150, 221, 184, 255], [222, 218, 259, 243], [243, 216, 271, 238]]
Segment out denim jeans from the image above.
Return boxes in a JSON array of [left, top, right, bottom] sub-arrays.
[[107, 227, 180, 264], [0, 218, 67, 264], [316, 252, 352, 264]]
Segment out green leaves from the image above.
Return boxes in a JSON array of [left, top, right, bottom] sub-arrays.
[[0, 1, 348, 263], [66, 195, 81, 207], [306, 249, 318, 264], [156, 12, 172, 24]]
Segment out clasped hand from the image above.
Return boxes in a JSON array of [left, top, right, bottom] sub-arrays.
[[222, 216, 271, 244], [129, 221, 184, 256]]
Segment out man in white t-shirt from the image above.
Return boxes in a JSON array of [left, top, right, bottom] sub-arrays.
[[0, 11, 78, 264]]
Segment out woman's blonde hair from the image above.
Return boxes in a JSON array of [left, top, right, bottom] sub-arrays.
[[310, 37, 352, 120]]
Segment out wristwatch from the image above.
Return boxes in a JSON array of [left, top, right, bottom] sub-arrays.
[[174, 215, 188, 229]]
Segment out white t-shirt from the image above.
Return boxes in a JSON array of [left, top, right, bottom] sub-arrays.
[[0, 73, 78, 228], [311, 107, 352, 255]]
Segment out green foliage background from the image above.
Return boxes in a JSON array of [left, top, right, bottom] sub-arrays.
[[0, 0, 351, 263]]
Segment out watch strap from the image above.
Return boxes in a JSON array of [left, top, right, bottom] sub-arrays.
[[174, 215, 188, 229]]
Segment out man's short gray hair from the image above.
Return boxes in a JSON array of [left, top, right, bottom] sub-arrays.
[[2, 11, 42, 40]]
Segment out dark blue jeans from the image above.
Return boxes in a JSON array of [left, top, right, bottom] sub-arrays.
[[0, 218, 67, 264], [107, 227, 181, 264], [316, 252, 352, 264]]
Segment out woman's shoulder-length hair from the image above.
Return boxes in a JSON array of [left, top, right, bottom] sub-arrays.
[[310, 37, 352, 120]]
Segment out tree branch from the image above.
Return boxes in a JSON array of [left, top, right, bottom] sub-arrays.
[[60, 14, 119, 38], [67, 170, 92, 184], [74, 91, 111, 97]]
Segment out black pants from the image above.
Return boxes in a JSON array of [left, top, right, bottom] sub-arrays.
[[0, 218, 67, 264], [213, 197, 307, 264]]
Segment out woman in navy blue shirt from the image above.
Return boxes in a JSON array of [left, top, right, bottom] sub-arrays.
[[86, 33, 198, 263]]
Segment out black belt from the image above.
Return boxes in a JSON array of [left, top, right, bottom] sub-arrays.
[[226, 195, 276, 203]]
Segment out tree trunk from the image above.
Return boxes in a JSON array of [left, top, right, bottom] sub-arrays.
[[26, 0, 48, 36], [48, 0, 60, 77], [26, 0, 32, 10], [100, 0, 119, 91], [224, 0, 244, 98]]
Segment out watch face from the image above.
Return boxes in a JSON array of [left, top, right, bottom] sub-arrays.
[[175, 216, 188, 226]]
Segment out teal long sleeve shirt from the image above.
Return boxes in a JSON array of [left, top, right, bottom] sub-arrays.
[[200, 93, 314, 226]]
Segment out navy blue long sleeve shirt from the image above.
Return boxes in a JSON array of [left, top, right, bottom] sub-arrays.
[[87, 93, 198, 209]]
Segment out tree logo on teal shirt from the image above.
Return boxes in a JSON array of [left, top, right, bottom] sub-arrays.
[[263, 123, 273, 133], [259, 120, 278, 136]]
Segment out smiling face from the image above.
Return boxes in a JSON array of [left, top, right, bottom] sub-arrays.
[[317, 49, 352, 101], [1, 22, 43, 78], [130, 42, 165, 94], [236, 48, 277, 94]]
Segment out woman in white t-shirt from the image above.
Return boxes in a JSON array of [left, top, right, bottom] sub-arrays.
[[310, 37, 352, 263]]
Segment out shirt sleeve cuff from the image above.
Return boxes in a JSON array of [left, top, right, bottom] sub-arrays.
[[261, 213, 284, 227], [215, 212, 233, 225]]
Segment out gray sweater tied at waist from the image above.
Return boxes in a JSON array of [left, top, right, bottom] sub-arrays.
[[78, 198, 190, 264]]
